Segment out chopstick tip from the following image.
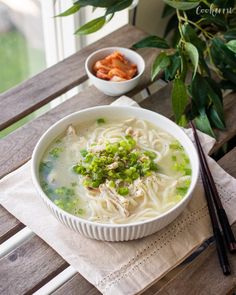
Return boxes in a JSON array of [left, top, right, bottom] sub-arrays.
[[222, 264, 231, 276]]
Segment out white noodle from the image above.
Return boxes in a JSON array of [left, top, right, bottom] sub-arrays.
[[41, 118, 192, 224]]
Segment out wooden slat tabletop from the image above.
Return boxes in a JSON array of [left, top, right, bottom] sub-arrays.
[[0, 24, 236, 295], [0, 25, 147, 131]]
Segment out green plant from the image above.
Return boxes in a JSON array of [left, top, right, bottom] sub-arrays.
[[58, 0, 236, 137]]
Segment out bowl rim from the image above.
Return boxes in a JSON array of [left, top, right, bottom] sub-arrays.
[[85, 46, 145, 85], [31, 105, 199, 229]]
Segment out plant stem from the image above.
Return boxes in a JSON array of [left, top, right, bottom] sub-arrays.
[[179, 16, 213, 39], [176, 9, 185, 42], [206, 46, 224, 79]]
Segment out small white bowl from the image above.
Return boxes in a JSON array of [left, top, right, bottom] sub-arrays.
[[85, 47, 145, 96], [31, 106, 199, 242]]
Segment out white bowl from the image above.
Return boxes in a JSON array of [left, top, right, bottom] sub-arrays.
[[85, 47, 145, 96], [31, 106, 199, 242]]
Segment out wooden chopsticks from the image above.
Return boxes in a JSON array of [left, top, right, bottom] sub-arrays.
[[190, 121, 236, 275]]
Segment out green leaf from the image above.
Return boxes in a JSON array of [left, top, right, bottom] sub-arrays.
[[221, 68, 236, 85], [132, 36, 170, 49], [171, 29, 181, 48], [164, 52, 181, 81], [164, 14, 178, 37], [199, 15, 227, 30], [162, 3, 175, 18], [105, 0, 133, 15], [163, 0, 200, 10], [181, 25, 208, 75], [194, 109, 215, 138], [191, 73, 225, 128], [191, 73, 208, 110], [76, 0, 119, 7], [75, 16, 106, 34], [226, 40, 236, 53], [178, 114, 188, 127], [181, 24, 205, 52], [185, 42, 199, 79], [213, 0, 234, 7], [172, 77, 189, 123], [205, 77, 223, 102], [205, 78, 224, 123], [208, 106, 226, 130], [212, 38, 236, 69], [56, 3, 80, 17], [179, 48, 188, 81], [224, 29, 236, 41], [199, 55, 211, 77], [151, 52, 170, 81]]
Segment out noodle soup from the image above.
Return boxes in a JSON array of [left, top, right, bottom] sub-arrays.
[[39, 118, 192, 224]]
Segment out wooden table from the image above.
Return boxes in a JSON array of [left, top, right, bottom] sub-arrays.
[[0, 25, 236, 295]]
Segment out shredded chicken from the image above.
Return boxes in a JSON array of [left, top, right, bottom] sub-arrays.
[[88, 144, 106, 153], [140, 155, 149, 162], [87, 187, 100, 194], [125, 127, 134, 136], [66, 125, 77, 136], [100, 184, 130, 217], [107, 162, 119, 170], [134, 189, 144, 198]]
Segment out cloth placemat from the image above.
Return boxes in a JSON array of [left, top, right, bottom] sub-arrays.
[[1, 96, 236, 295]]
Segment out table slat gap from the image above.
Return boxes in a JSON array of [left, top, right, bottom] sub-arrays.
[[0, 206, 24, 243], [0, 223, 25, 245]]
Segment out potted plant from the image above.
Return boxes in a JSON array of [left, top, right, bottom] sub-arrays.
[[58, 0, 236, 137]]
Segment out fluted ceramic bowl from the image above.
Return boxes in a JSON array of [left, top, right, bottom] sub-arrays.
[[31, 106, 199, 241], [85, 47, 145, 96]]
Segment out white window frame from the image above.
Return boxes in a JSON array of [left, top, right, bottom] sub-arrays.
[[40, 0, 81, 67]]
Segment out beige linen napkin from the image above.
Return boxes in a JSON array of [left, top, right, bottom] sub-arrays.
[[1, 97, 236, 295]]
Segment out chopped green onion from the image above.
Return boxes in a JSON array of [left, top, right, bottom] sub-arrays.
[[72, 135, 162, 195], [185, 179, 191, 186], [108, 180, 115, 188], [170, 141, 183, 150], [183, 154, 190, 164], [49, 147, 63, 158], [73, 164, 87, 175], [150, 162, 159, 172], [174, 194, 183, 202], [55, 186, 75, 197], [184, 168, 192, 175], [54, 197, 80, 213], [80, 149, 88, 157], [176, 186, 188, 196], [97, 118, 106, 124], [77, 208, 84, 215], [144, 150, 157, 159], [91, 180, 100, 188], [171, 155, 177, 161], [118, 187, 129, 196]]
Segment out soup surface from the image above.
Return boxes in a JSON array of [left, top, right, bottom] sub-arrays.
[[39, 118, 192, 224]]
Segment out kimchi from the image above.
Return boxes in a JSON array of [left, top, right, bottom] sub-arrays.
[[93, 51, 138, 82]]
